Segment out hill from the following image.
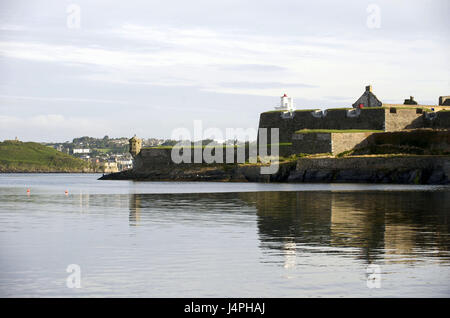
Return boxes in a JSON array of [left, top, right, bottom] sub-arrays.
[[0, 140, 93, 172]]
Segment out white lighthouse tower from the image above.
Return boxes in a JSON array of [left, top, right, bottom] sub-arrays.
[[275, 93, 294, 112]]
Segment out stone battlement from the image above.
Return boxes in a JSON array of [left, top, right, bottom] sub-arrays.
[[259, 107, 450, 144]]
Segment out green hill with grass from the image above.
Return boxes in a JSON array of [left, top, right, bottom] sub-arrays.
[[0, 140, 93, 172]]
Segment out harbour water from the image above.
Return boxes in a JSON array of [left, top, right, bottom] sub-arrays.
[[0, 174, 449, 297]]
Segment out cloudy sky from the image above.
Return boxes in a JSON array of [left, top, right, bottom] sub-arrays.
[[0, 0, 448, 142]]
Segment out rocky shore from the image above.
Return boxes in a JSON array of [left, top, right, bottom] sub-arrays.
[[99, 155, 450, 184]]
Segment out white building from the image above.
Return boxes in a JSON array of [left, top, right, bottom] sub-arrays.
[[73, 148, 90, 154], [116, 159, 133, 171], [275, 93, 294, 112]]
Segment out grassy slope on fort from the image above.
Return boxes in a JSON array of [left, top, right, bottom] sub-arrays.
[[0, 141, 92, 172]]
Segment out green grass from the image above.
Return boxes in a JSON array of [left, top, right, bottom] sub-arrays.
[[378, 106, 439, 111], [294, 109, 320, 112], [93, 148, 113, 153], [335, 129, 450, 157], [0, 140, 91, 172], [262, 110, 286, 113], [268, 142, 292, 146], [263, 109, 320, 113], [295, 129, 383, 134], [325, 108, 353, 111]]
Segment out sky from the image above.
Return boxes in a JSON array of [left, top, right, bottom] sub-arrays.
[[0, 0, 449, 142]]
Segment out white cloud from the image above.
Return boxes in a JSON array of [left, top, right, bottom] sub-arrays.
[[1, 23, 447, 101], [0, 114, 111, 142], [0, 0, 448, 140], [0, 94, 129, 104]]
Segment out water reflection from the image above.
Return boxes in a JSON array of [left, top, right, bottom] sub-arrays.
[[1, 183, 449, 297], [241, 191, 450, 265], [129, 194, 141, 226], [129, 191, 450, 265]]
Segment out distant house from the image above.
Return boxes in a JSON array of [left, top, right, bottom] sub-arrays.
[[102, 161, 119, 173], [73, 148, 90, 154], [352, 85, 382, 108], [116, 159, 133, 171]]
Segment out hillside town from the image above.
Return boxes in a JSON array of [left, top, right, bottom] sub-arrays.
[[44, 136, 170, 173]]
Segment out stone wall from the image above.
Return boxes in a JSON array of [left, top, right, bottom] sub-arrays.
[[134, 148, 173, 171], [423, 111, 450, 129], [331, 132, 373, 155], [258, 111, 296, 144], [291, 129, 450, 156], [292, 133, 332, 154], [384, 107, 424, 131], [291, 131, 374, 155], [134, 146, 255, 171], [258, 108, 386, 143], [290, 155, 450, 184], [258, 107, 450, 145], [363, 129, 450, 154]]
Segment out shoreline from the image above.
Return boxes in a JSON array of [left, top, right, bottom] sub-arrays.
[[99, 155, 450, 185], [0, 170, 100, 174]]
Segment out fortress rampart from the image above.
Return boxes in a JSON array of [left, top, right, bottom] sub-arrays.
[[259, 107, 448, 144], [259, 108, 385, 143], [101, 86, 450, 184], [133, 147, 255, 172], [291, 131, 374, 155], [291, 129, 450, 156], [423, 111, 450, 129]]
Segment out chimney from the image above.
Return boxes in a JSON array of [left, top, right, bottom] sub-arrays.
[[365, 85, 372, 92]]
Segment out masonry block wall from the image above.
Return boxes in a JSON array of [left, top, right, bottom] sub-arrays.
[[331, 132, 374, 154], [258, 107, 450, 145], [384, 108, 424, 131], [292, 133, 332, 154], [258, 108, 386, 143], [423, 111, 450, 129], [134, 147, 255, 171], [292, 132, 374, 155], [364, 129, 450, 153]]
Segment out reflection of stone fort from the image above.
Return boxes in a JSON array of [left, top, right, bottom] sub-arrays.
[[128, 191, 450, 265], [246, 191, 450, 264]]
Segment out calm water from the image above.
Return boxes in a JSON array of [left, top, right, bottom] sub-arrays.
[[0, 174, 449, 297]]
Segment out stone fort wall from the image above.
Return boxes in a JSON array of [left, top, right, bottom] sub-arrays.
[[292, 131, 374, 155], [131, 108, 450, 170], [384, 107, 424, 131], [423, 111, 450, 129], [258, 107, 447, 143], [258, 108, 386, 143], [134, 147, 255, 171]]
